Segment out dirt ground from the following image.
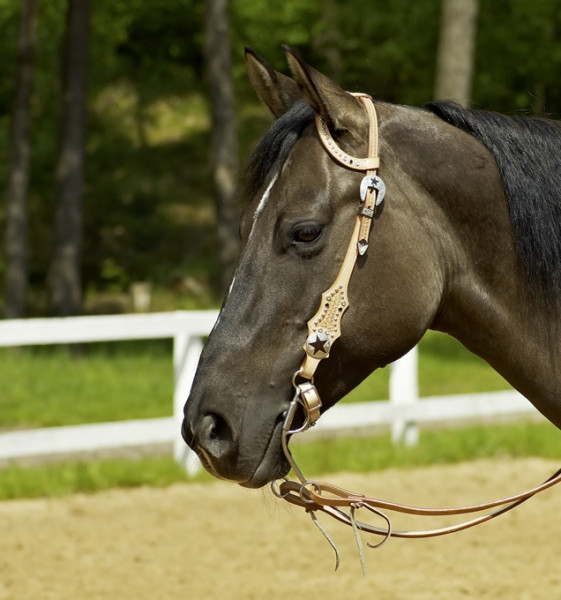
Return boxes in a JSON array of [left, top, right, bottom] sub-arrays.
[[1, 457, 560, 600]]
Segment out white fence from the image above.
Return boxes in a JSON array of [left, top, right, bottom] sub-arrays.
[[0, 311, 542, 470]]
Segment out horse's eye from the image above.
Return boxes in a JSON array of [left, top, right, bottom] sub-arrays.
[[293, 225, 323, 244]]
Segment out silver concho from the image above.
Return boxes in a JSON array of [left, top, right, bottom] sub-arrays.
[[360, 175, 386, 206], [305, 332, 331, 359]]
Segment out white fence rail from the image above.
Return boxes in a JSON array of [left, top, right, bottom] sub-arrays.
[[0, 311, 543, 469]]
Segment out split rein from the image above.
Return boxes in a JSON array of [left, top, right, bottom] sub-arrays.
[[270, 93, 561, 573]]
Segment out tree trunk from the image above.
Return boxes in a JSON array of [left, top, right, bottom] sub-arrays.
[[204, 0, 239, 292], [434, 0, 479, 107], [48, 0, 90, 316], [4, 0, 39, 319]]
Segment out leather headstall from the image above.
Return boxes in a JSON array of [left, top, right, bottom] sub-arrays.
[[273, 92, 561, 574], [294, 93, 385, 422]]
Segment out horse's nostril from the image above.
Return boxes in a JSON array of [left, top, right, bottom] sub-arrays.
[[207, 413, 231, 442], [197, 413, 235, 459]]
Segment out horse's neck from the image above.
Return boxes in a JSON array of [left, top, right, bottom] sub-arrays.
[[421, 115, 561, 427], [435, 196, 561, 428], [382, 103, 561, 427]]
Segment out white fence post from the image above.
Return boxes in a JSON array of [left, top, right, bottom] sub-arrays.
[[173, 333, 204, 474], [390, 346, 419, 446]]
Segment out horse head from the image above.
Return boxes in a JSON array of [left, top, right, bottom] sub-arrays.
[[182, 47, 475, 487]]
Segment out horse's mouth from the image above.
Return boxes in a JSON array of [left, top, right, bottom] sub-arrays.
[[239, 415, 291, 489], [183, 399, 295, 488]]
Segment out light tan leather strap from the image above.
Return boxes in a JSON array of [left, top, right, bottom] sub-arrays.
[[276, 472, 560, 543], [278, 469, 561, 528], [298, 94, 383, 413], [300, 216, 361, 380], [315, 113, 380, 171]]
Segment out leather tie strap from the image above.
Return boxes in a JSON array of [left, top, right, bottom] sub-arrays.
[[277, 468, 561, 536]]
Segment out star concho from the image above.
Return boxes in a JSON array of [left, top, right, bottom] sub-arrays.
[[305, 331, 331, 359]]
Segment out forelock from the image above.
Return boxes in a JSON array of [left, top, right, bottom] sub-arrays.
[[241, 100, 315, 199]]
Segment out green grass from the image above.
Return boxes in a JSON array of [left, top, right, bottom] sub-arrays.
[[343, 330, 511, 404], [290, 420, 561, 475], [0, 331, 510, 428], [418, 332, 511, 395], [0, 420, 558, 500], [0, 329, 556, 501], [0, 341, 173, 428], [0, 455, 210, 500]]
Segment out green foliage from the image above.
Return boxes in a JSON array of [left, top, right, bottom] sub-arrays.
[[476, 0, 561, 112], [2, 0, 561, 311]]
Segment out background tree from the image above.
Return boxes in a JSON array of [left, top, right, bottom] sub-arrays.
[[434, 0, 479, 107], [4, 0, 39, 318], [205, 0, 240, 292], [2, 0, 561, 316], [48, 0, 90, 316]]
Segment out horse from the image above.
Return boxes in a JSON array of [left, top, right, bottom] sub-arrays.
[[182, 46, 561, 490]]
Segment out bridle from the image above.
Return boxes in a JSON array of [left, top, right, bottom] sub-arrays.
[[289, 93, 386, 422], [271, 92, 561, 573]]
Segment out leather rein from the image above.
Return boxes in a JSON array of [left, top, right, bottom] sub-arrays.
[[271, 93, 561, 572]]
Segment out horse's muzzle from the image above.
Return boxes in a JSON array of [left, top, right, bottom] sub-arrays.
[[181, 408, 290, 488]]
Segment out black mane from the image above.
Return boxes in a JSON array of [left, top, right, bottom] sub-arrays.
[[428, 101, 561, 308], [243, 100, 314, 198]]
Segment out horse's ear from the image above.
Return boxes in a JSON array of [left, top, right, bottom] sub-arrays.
[[245, 47, 301, 118], [283, 45, 361, 132]]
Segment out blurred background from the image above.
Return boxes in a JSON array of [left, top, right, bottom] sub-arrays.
[[1, 0, 561, 319], [1, 0, 561, 498]]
